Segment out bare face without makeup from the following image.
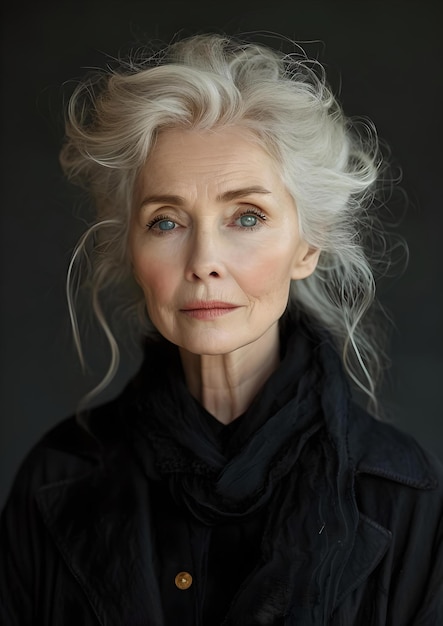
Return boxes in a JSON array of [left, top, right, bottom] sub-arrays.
[[130, 127, 319, 358]]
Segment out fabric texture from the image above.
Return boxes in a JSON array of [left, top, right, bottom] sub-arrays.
[[1, 319, 442, 625]]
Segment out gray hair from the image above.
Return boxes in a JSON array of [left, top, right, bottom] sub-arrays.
[[60, 34, 399, 415]]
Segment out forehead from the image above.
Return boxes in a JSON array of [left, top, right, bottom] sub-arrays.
[[138, 126, 283, 193]]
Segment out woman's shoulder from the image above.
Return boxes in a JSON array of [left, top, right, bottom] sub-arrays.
[[4, 398, 127, 507], [347, 402, 443, 492]]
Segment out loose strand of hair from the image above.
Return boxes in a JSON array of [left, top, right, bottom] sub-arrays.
[[66, 218, 122, 374]]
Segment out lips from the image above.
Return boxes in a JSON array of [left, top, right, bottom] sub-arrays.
[[180, 301, 240, 320], [181, 301, 238, 311]]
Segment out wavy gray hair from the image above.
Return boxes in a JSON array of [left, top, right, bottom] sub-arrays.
[[60, 34, 397, 415]]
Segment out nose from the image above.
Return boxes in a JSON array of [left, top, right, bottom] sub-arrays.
[[184, 226, 225, 282]]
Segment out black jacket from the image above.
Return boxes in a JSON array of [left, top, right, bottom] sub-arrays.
[[1, 327, 443, 625]]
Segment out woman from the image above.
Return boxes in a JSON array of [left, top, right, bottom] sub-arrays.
[[1, 34, 442, 625]]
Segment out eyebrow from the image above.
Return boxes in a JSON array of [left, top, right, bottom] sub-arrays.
[[139, 186, 272, 210], [217, 186, 272, 202]]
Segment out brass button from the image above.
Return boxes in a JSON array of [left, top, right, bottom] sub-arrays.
[[174, 571, 193, 590]]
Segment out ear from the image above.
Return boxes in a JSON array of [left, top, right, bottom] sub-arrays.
[[290, 245, 321, 280]]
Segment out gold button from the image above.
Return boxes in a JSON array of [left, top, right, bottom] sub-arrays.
[[174, 571, 193, 590]]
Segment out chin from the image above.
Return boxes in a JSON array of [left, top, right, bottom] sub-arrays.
[[175, 331, 252, 357], [179, 341, 241, 357]]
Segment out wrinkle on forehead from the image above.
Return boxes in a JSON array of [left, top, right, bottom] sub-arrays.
[[136, 126, 288, 208]]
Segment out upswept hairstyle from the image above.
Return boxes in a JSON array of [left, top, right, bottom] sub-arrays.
[[60, 34, 395, 415]]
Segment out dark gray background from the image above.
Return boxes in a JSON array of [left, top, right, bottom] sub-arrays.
[[1, 1, 442, 509]]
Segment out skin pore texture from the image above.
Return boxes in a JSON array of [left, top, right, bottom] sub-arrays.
[[129, 127, 320, 424]]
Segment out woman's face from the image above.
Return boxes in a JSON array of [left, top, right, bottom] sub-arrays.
[[130, 127, 319, 356]]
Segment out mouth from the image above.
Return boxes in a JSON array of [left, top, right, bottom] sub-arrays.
[[180, 301, 240, 319], [182, 301, 239, 310]]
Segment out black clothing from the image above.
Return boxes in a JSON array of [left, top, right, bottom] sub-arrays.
[[1, 323, 442, 625]]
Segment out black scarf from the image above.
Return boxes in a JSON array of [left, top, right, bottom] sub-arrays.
[[127, 318, 324, 520]]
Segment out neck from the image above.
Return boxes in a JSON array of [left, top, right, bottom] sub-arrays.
[[179, 325, 280, 424]]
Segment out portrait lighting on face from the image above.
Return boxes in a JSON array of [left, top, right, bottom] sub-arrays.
[[130, 126, 319, 360]]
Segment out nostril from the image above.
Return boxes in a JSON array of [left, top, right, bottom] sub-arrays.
[[190, 269, 221, 281]]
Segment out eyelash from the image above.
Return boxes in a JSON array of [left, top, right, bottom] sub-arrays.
[[145, 214, 172, 230], [235, 208, 267, 230], [145, 207, 267, 233]]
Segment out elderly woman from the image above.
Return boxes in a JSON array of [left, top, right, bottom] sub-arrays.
[[1, 34, 442, 626]]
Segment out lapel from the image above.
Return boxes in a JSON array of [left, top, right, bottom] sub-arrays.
[[335, 512, 391, 606], [222, 430, 393, 625], [36, 457, 164, 626], [333, 402, 439, 610], [223, 483, 392, 625]]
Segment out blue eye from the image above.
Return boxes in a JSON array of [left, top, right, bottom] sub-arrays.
[[234, 209, 266, 229], [157, 219, 176, 231], [146, 216, 177, 232], [238, 214, 258, 227]]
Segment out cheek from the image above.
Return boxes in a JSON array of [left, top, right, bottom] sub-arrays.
[[235, 246, 296, 298], [133, 255, 177, 305]]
